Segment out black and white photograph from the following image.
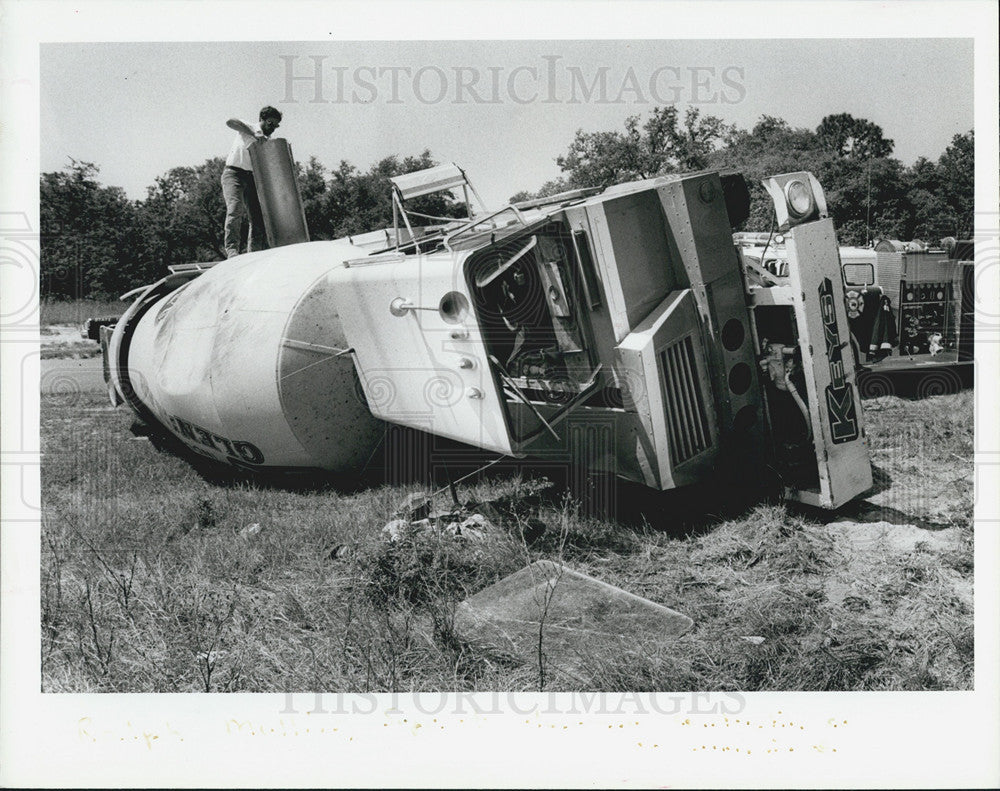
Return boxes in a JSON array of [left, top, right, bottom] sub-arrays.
[[2, 1, 998, 787]]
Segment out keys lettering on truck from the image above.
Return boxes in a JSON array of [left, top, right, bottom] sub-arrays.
[[819, 277, 860, 444]]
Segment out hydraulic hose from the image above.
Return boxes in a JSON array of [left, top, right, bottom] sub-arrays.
[[784, 374, 812, 441]]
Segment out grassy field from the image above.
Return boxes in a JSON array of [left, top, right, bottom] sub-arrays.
[[40, 299, 123, 327], [40, 388, 974, 692], [40, 301, 122, 360]]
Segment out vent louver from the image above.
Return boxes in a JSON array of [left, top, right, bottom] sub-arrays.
[[659, 336, 712, 466]]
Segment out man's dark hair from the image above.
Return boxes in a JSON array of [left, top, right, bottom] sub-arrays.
[[259, 106, 283, 123]]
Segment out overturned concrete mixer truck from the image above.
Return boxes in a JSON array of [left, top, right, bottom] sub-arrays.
[[89, 140, 873, 510]]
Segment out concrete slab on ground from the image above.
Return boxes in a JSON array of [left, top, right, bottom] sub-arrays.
[[455, 560, 692, 684]]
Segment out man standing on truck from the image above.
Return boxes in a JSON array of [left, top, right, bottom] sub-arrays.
[[221, 106, 282, 258]]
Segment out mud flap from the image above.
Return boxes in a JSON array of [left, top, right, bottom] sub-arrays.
[[784, 219, 873, 508], [99, 324, 123, 406]]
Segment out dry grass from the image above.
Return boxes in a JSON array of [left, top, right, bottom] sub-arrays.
[[40, 343, 103, 360], [857, 389, 974, 529], [40, 389, 974, 692], [39, 322, 103, 358]]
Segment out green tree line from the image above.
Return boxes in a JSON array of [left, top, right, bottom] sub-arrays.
[[40, 151, 465, 300], [41, 112, 972, 301], [512, 110, 973, 246]]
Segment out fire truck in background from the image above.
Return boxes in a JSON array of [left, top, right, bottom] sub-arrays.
[[736, 233, 975, 394]]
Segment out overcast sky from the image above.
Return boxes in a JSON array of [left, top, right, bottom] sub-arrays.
[[41, 38, 973, 209]]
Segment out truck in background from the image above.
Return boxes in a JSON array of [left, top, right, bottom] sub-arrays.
[[737, 235, 974, 395]]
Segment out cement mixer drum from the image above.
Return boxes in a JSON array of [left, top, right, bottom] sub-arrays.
[[110, 241, 385, 473]]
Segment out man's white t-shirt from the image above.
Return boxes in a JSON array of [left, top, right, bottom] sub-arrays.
[[225, 122, 270, 171]]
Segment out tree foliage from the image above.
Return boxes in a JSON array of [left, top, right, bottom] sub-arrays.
[[936, 130, 974, 237], [816, 112, 895, 160], [40, 117, 974, 301], [535, 109, 973, 246], [311, 150, 466, 240], [40, 160, 147, 300], [552, 106, 733, 190], [41, 151, 466, 300], [140, 158, 228, 268]]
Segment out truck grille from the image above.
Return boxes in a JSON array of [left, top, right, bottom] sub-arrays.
[[659, 336, 711, 466]]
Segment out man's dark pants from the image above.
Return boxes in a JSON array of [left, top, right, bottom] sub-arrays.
[[222, 165, 267, 258]]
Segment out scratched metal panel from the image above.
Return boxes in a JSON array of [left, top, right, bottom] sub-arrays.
[[655, 173, 767, 480], [278, 273, 386, 472], [122, 243, 362, 470], [249, 138, 310, 248], [329, 251, 516, 456], [786, 220, 873, 509]]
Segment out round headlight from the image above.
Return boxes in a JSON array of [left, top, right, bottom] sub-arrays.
[[784, 179, 814, 218]]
